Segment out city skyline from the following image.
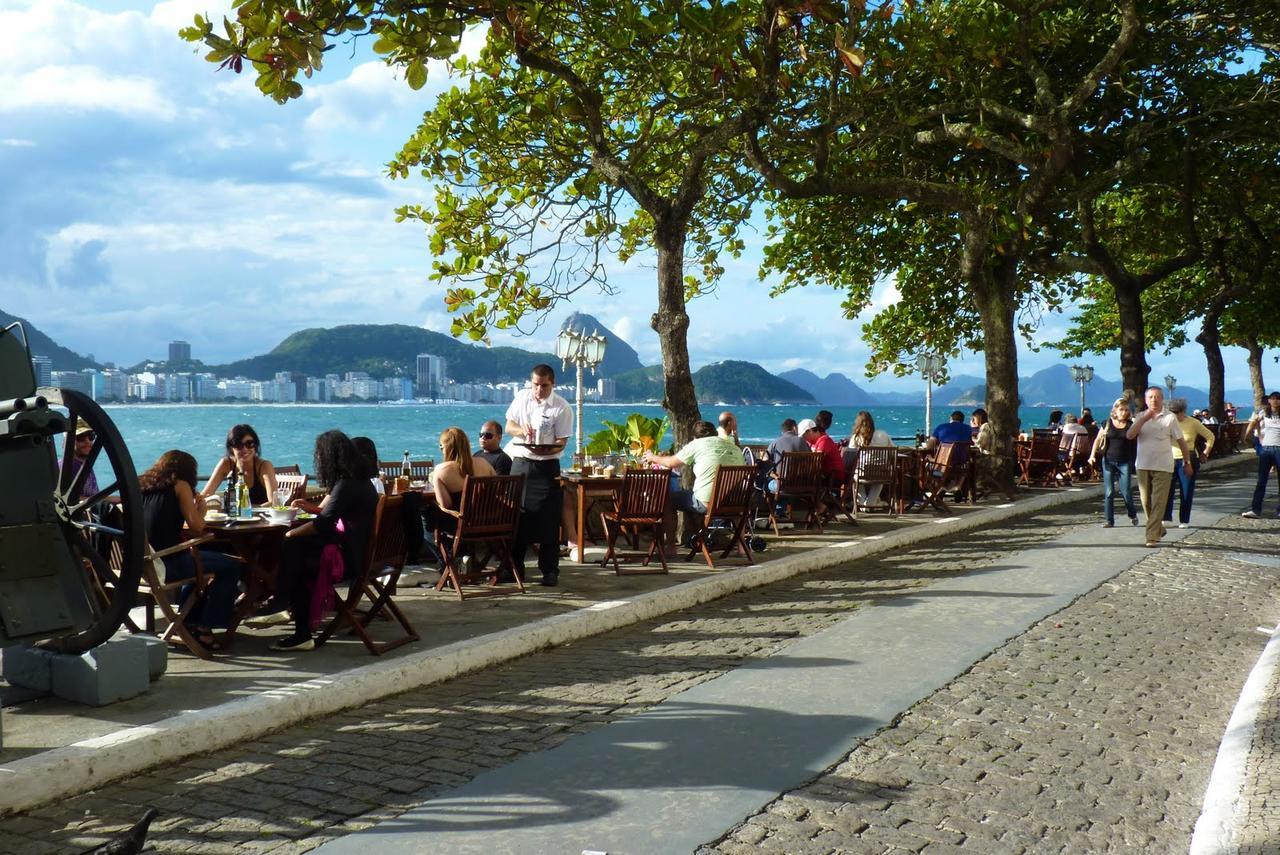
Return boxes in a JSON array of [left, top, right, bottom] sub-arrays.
[[0, 0, 1264, 394]]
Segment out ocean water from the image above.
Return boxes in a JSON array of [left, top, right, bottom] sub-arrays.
[[95, 402, 1087, 479]]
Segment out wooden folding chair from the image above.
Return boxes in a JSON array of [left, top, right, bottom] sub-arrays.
[[434, 474, 526, 600], [274, 464, 301, 476], [852, 446, 898, 514], [916, 442, 959, 513], [687, 465, 757, 569], [769, 451, 825, 535], [127, 534, 219, 659], [315, 495, 419, 655], [1019, 435, 1062, 486], [600, 469, 671, 575], [274, 472, 309, 503]]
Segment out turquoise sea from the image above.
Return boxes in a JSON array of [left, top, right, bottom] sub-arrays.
[[100, 402, 1100, 479]]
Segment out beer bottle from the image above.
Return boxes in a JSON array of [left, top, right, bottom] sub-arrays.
[[401, 451, 412, 479]]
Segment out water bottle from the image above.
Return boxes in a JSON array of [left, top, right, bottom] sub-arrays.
[[237, 478, 251, 519]]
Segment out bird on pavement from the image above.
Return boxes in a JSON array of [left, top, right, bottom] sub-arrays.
[[80, 807, 159, 855]]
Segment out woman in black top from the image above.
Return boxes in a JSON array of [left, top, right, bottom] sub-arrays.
[[140, 450, 243, 647], [200, 424, 279, 507], [271, 430, 379, 651], [1087, 399, 1139, 527]]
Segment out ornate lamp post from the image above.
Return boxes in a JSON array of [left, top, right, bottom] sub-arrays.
[[1164, 374, 1177, 398], [1070, 364, 1094, 418], [915, 352, 945, 437], [555, 327, 607, 455]]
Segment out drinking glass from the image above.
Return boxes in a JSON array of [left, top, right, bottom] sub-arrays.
[[274, 487, 293, 507]]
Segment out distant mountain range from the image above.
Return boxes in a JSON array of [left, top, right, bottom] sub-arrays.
[[8, 306, 1257, 408]]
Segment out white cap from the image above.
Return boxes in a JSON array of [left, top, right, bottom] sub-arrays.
[[796, 418, 818, 434]]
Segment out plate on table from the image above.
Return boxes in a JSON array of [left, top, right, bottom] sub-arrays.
[[204, 511, 228, 523], [296, 512, 316, 521]]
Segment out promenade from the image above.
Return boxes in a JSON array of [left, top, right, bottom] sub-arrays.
[[1, 459, 1278, 853]]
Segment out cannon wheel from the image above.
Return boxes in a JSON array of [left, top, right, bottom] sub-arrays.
[[39, 387, 145, 655]]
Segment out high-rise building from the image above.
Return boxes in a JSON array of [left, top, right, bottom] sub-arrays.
[[168, 341, 191, 363], [31, 355, 52, 387], [416, 354, 447, 399], [597, 378, 617, 403], [51, 370, 91, 395]]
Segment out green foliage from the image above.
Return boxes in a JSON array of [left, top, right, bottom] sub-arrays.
[[585, 413, 670, 455]]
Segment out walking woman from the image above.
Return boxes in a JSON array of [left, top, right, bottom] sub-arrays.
[[1164, 399, 1214, 527], [200, 424, 278, 507], [1087, 398, 1139, 527], [1242, 391, 1280, 518], [271, 430, 379, 651], [140, 450, 243, 650]]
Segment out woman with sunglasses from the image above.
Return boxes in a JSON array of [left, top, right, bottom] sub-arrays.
[[201, 424, 278, 508]]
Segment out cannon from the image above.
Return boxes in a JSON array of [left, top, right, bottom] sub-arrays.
[[0, 322, 144, 654]]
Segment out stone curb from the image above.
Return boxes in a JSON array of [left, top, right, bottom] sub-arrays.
[[0, 454, 1251, 815]]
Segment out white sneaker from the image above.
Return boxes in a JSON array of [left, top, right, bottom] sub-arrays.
[[244, 609, 291, 628], [1242, 510, 1259, 518], [1177, 523, 1189, 528]]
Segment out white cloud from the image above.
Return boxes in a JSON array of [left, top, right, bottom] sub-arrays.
[[1, 137, 35, 146], [0, 65, 176, 118]]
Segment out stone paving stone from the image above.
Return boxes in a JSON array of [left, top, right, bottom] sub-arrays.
[[701, 511, 1280, 854]]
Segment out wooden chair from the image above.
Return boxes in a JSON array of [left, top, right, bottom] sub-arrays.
[[1019, 435, 1062, 487], [686, 465, 757, 569], [769, 451, 826, 535], [917, 442, 960, 513], [1057, 432, 1086, 482], [274, 464, 301, 476], [600, 469, 671, 575], [378, 460, 434, 480], [126, 534, 220, 660], [851, 446, 898, 514], [434, 474, 526, 600], [274, 472, 309, 503], [315, 495, 419, 655]]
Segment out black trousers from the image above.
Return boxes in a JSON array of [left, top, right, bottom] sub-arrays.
[[511, 457, 562, 578], [277, 535, 325, 637]]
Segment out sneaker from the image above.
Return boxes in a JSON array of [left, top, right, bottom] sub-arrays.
[[540, 573, 559, 587], [1242, 510, 1259, 518], [1178, 523, 1189, 529], [244, 610, 291, 628], [1144, 541, 1159, 548], [1130, 516, 1139, 526], [270, 634, 314, 651], [1101, 522, 1114, 528]]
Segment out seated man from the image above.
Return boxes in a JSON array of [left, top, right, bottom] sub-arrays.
[[717, 410, 740, 446], [645, 421, 743, 543], [474, 420, 512, 475], [766, 418, 810, 471], [800, 417, 844, 486], [924, 411, 972, 493]]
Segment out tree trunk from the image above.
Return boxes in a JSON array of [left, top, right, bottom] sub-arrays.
[[1195, 312, 1226, 421], [1245, 334, 1266, 412], [970, 259, 1021, 498], [1113, 280, 1150, 399], [650, 218, 701, 447]]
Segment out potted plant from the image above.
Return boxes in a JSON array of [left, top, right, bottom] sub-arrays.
[[586, 414, 671, 467]]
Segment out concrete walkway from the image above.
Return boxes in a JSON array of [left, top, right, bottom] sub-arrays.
[[316, 472, 1254, 854]]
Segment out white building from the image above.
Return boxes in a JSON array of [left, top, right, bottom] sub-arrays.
[[31, 355, 52, 387], [416, 353, 447, 398]]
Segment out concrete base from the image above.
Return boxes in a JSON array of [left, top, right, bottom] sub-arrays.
[[4, 635, 165, 707]]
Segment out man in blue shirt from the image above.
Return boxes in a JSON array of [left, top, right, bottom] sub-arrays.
[[927, 411, 974, 450]]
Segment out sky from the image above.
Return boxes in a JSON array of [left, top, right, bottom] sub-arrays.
[[0, 0, 1261, 394]]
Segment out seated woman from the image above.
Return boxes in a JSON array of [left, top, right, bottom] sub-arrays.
[[140, 450, 243, 651], [849, 411, 893, 507], [427, 427, 496, 561], [200, 424, 278, 508], [351, 436, 386, 496], [272, 431, 379, 651]]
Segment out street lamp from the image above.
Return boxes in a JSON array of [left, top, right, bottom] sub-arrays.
[[555, 326, 608, 454], [915, 352, 945, 436], [1164, 374, 1177, 398], [1070, 364, 1094, 419]]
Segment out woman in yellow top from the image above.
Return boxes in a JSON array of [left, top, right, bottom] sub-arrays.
[[1164, 398, 1215, 527]]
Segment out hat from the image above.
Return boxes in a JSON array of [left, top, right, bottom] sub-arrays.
[[74, 419, 93, 436], [796, 418, 818, 434]]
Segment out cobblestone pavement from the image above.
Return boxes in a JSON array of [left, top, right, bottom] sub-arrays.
[[0, 502, 1100, 854], [703, 511, 1280, 854]]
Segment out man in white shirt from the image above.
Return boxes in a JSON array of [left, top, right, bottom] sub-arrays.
[[505, 364, 574, 586], [1126, 386, 1193, 547]]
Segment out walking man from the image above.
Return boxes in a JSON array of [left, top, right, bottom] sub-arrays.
[[1127, 386, 1193, 547], [505, 364, 573, 586]]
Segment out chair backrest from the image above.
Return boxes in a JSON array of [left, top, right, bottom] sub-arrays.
[[706, 465, 756, 517], [615, 469, 671, 520], [275, 464, 301, 476], [1033, 428, 1056, 438], [928, 442, 957, 478], [410, 460, 434, 480], [457, 475, 525, 538], [377, 460, 401, 480], [275, 473, 309, 503], [855, 446, 896, 484], [777, 451, 823, 493], [363, 494, 407, 576], [1057, 432, 1079, 453], [1029, 435, 1059, 461]]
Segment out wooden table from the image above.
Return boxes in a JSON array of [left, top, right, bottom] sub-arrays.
[[561, 472, 624, 563], [202, 514, 293, 627]]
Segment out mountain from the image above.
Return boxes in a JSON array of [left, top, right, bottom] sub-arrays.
[[0, 310, 101, 371], [612, 365, 665, 401], [778, 369, 877, 405], [612, 361, 815, 404], [211, 324, 558, 383], [559, 312, 643, 377]]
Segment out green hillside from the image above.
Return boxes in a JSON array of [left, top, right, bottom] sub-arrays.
[[613, 360, 815, 405], [0, 310, 101, 371], [211, 324, 558, 382]]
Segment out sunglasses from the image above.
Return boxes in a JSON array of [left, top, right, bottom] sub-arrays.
[[76, 431, 96, 442], [235, 440, 258, 450], [478, 432, 495, 439]]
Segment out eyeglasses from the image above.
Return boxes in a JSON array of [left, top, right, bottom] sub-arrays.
[[478, 432, 495, 439], [235, 440, 258, 450], [76, 431, 96, 442]]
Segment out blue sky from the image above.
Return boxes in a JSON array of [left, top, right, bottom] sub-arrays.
[[0, 0, 1260, 394]]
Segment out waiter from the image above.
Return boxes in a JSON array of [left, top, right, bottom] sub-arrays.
[[505, 363, 574, 586]]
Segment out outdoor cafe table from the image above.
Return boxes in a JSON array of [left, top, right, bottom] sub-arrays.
[[561, 471, 624, 564], [201, 513, 294, 628]]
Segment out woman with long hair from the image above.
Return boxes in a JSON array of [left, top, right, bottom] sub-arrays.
[[351, 435, 385, 495], [1087, 398, 1139, 527], [139, 449, 243, 649], [200, 424, 278, 507], [433, 426, 496, 512], [849, 411, 892, 507], [270, 430, 379, 651], [1243, 391, 1280, 518]]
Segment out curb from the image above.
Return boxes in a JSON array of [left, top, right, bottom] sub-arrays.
[[0, 454, 1252, 815]]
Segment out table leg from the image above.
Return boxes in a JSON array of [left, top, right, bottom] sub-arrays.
[[576, 482, 587, 564]]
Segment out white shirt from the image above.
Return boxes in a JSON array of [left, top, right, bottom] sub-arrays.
[[1061, 423, 1088, 436], [1134, 410, 1181, 472], [504, 388, 574, 461], [1257, 412, 1280, 446]]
